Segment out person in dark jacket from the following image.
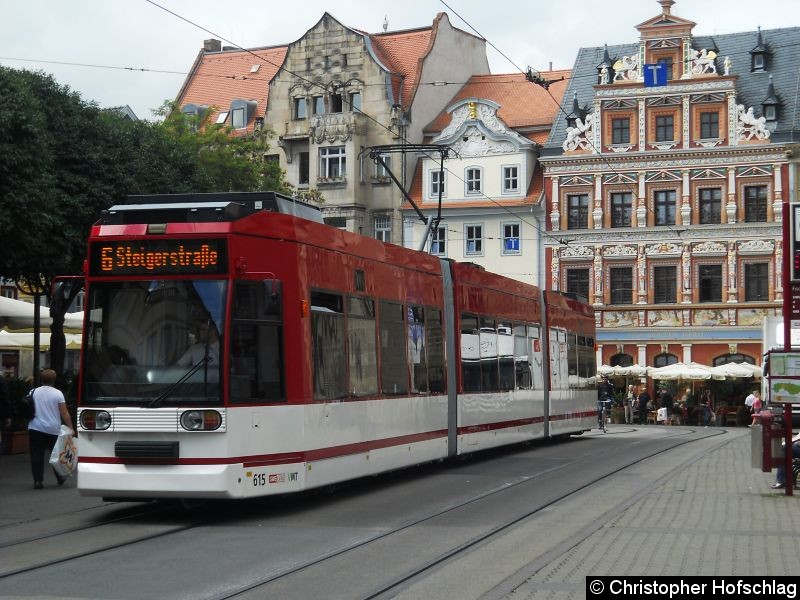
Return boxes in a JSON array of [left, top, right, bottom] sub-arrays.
[[637, 388, 651, 425]]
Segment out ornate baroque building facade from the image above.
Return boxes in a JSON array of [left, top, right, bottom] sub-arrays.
[[176, 13, 489, 242], [539, 0, 800, 371], [402, 73, 570, 285]]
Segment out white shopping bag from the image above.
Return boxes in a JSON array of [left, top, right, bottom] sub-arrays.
[[49, 425, 78, 478]]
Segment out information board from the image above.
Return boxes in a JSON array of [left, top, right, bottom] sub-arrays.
[[768, 351, 800, 404]]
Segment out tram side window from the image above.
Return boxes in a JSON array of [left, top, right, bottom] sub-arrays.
[[580, 336, 596, 385], [498, 321, 514, 391], [529, 325, 543, 390], [408, 306, 428, 393], [513, 324, 531, 390], [567, 332, 579, 388], [311, 291, 347, 400], [426, 309, 446, 393], [480, 318, 499, 392], [230, 281, 285, 403], [460, 315, 481, 392], [379, 301, 408, 395], [348, 296, 378, 397]]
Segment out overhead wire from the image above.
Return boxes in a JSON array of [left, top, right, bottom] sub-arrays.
[[439, 1, 794, 241], [142, 0, 569, 247]]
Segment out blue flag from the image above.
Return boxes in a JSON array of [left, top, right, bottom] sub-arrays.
[[643, 63, 668, 87]]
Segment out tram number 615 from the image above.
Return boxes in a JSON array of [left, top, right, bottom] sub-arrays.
[[253, 473, 267, 486]]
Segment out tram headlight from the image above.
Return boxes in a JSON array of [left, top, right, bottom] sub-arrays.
[[80, 410, 111, 431], [179, 410, 222, 431]]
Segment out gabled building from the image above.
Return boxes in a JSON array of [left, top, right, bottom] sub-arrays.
[[403, 71, 570, 286], [539, 0, 800, 373], [175, 13, 489, 241]]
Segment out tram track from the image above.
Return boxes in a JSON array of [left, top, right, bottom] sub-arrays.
[[204, 426, 720, 600], [0, 502, 202, 579], [0, 427, 723, 598]]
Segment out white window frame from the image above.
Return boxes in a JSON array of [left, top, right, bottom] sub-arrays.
[[430, 169, 446, 199], [502, 222, 521, 255], [374, 154, 390, 179], [374, 214, 391, 243], [465, 167, 482, 195], [502, 165, 520, 194], [464, 223, 484, 256], [429, 224, 447, 256], [215, 111, 229, 124], [320, 146, 346, 178]]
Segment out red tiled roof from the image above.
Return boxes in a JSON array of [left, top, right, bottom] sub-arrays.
[[424, 70, 572, 134], [175, 46, 288, 132], [368, 25, 435, 110]]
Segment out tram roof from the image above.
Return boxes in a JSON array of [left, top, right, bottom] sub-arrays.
[[101, 192, 323, 225]]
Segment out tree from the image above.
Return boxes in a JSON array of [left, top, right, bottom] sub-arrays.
[[0, 67, 288, 380]]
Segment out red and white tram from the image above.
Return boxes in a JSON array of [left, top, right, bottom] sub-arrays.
[[76, 192, 596, 500]]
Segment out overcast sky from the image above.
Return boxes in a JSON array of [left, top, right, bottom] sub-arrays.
[[3, 0, 799, 120]]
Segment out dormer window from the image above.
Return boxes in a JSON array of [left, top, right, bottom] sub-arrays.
[[229, 99, 258, 130], [750, 27, 770, 72], [762, 74, 780, 129]]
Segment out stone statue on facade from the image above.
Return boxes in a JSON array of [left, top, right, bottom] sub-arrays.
[[563, 115, 593, 151], [690, 48, 717, 75], [613, 54, 640, 81], [736, 104, 771, 141]]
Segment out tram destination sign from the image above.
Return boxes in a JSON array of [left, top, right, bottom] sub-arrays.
[[89, 239, 228, 276]]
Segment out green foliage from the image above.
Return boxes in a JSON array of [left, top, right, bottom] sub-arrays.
[[0, 68, 289, 286], [0, 67, 289, 375]]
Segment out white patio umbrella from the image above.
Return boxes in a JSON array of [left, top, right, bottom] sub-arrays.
[[709, 362, 756, 380], [598, 364, 647, 377], [648, 362, 712, 380], [0, 296, 84, 331], [0, 330, 82, 350]]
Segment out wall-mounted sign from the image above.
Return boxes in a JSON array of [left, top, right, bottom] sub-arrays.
[[89, 240, 227, 276]]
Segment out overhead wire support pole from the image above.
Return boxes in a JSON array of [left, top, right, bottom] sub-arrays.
[[362, 144, 452, 251]]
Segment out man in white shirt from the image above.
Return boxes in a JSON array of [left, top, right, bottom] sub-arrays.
[[745, 390, 756, 411], [28, 369, 74, 489]]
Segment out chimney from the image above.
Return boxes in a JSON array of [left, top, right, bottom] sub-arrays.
[[204, 39, 222, 53]]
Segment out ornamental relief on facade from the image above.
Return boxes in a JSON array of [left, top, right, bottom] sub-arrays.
[[310, 114, 354, 143], [603, 311, 637, 327], [693, 309, 729, 326], [691, 241, 727, 255], [542, 152, 786, 175], [648, 310, 681, 327], [737, 239, 774, 255], [560, 245, 594, 259], [603, 245, 637, 257], [645, 242, 682, 257], [595, 79, 735, 99], [451, 127, 516, 156], [738, 308, 770, 326]]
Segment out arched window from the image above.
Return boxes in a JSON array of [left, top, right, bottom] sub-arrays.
[[713, 353, 755, 366], [653, 353, 679, 367], [610, 353, 633, 367]]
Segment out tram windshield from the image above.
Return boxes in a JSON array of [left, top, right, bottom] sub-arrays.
[[82, 280, 227, 405]]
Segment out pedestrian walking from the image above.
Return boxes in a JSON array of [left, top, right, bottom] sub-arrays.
[[27, 369, 74, 489], [637, 388, 650, 425]]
